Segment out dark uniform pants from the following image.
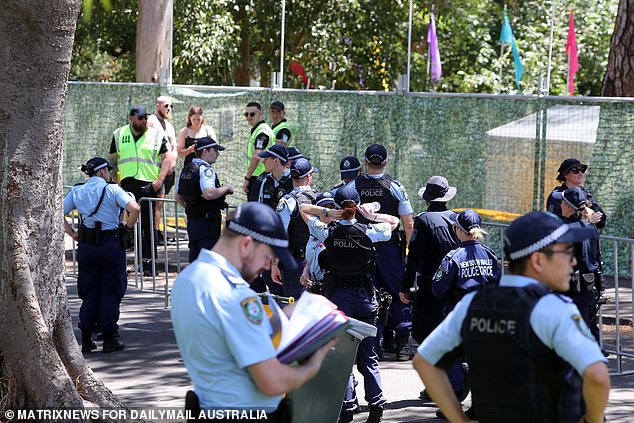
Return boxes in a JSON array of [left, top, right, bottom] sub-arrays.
[[121, 178, 158, 260], [569, 290, 600, 341], [411, 280, 445, 344], [77, 236, 127, 333], [327, 288, 386, 410], [187, 215, 222, 263], [281, 257, 306, 300], [374, 244, 411, 338]]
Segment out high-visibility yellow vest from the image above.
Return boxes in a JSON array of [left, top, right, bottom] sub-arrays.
[[113, 125, 163, 182], [247, 122, 274, 177], [272, 120, 293, 147]]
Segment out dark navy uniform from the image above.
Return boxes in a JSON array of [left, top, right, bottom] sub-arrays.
[[178, 158, 227, 263], [546, 184, 606, 229], [248, 171, 293, 209], [402, 204, 459, 343], [348, 174, 414, 346]]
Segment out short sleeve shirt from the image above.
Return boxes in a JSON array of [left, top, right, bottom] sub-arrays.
[[307, 217, 392, 244]]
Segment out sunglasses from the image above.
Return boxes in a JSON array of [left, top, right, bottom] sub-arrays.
[[568, 167, 586, 174], [244, 112, 256, 118], [163, 104, 172, 109], [136, 115, 148, 120]]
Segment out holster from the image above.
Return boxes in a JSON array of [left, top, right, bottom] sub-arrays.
[[580, 272, 595, 292], [78, 222, 103, 245], [377, 288, 393, 327], [185, 390, 200, 422], [117, 223, 132, 249]]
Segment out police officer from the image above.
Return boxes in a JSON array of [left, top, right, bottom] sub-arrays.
[[348, 144, 414, 361], [243, 101, 275, 195], [63, 158, 140, 353], [247, 144, 293, 208], [109, 105, 172, 276], [270, 101, 292, 147], [553, 186, 605, 342], [431, 209, 501, 413], [331, 156, 362, 194], [546, 158, 606, 229], [273, 158, 320, 299], [171, 202, 335, 421], [413, 211, 610, 423], [300, 186, 400, 423], [176, 137, 234, 263]]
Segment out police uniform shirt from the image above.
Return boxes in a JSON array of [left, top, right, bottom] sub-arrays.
[[346, 174, 414, 216], [193, 158, 219, 191], [170, 249, 280, 410], [432, 240, 501, 301], [417, 274, 607, 377], [63, 177, 134, 230], [306, 235, 326, 281], [277, 186, 316, 228], [251, 173, 287, 206], [307, 216, 392, 244]]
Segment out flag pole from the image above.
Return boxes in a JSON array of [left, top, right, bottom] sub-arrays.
[[279, 0, 286, 88], [406, 0, 413, 92], [545, 0, 556, 95], [498, 44, 505, 94]]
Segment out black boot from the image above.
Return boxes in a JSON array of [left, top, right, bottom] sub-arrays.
[[102, 331, 125, 353], [338, 409, 353, 423], [81, 329, 96, 353], [395, 333, 411, 361], [366, 405, 383, 423], [382, 330, 396, 353]]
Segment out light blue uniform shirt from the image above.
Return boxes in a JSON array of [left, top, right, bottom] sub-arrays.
[[63, 177, 133, 230], [175, 158, 217, 194], [417, 274, 607, 376], [170, 249, 280, 411], [305, 235, 326, 281], [277, 186, 315, 228], [346, 174, 413, 216], [307, 216, 392, 244]]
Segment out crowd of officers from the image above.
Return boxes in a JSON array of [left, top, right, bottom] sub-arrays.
[[63, 97, 611, 423]]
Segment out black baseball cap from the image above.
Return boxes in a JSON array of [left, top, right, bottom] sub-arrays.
[[418, 176, 457, 202], [504, 211, 594, 261], [195, 137, 225, 151], [364, 144, 388, 165], [270, 101, 285, 111], [290, 158, 319, 179], [129, 105, 148, 117], [452, 209, 481, 233], [226, 202, 296, 270], [82, 157, 113, 175], [339, 156, 361, 180], [551, 186, 588, 211], [258, 144, 288, 163], [334, 186, 360, 208]]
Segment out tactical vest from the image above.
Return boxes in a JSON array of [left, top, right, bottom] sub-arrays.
[[286, 189, 319, 258], [178, 161, 225, 217], [247, 122, 274, 177], [354, 174, 400, 242], [272, 119, 292, 147], [461, 283, 583, 423], [321, 222, 375, 290], [113, 125, 162, 182], [256, 173, 293, 210]]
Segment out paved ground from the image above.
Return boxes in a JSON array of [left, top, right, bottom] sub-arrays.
[[66, 267, 634, 423]]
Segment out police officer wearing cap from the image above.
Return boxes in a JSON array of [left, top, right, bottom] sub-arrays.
[[348, 144, 414, 361], [176, 137, 234, 263], [269, 101, 293, 147], [332, 156, 362, 195], [300, 186, 399, 423], [243, 101, 275, 195], [247, 144, 293, 209], [553, 186, 605, 342], [413, 211, 610, 423], [109, 105, 172, 274], [64, 158, 140, 353], [171, 202, 335, 420], [546, 158, 606, 229], [273, 158, 320, 299]]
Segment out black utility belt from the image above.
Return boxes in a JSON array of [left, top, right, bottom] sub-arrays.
[[188, 211, 221, 219], [81, 228, 119, 237], [334, 281, 367, 289]]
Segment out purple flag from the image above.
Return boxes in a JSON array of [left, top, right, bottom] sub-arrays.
[[427, 11, 442, 82]]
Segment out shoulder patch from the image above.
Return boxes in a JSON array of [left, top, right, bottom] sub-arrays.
[[312, 218, 326, 229], [571, 314, 595, 340], [372, 223, 387, 233], [204, 167, 214, 177], [276, 200, 286, 213], [433, 266, 447, 282], [241, 297, 264, 325]]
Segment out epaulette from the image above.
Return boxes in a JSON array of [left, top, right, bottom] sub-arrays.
[[552, 292, 573, 303], [73, 182, 85, 186], [220, 269, 247, 288]]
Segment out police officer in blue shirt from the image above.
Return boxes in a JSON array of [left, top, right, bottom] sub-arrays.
[[301, 186, 400, 423], [331, 156, 362, 194], [248, 144, 293, 209], [176, 137, 234, 263], [348, 144, 414, 361], [273, 158, 320, 300], [413, 211, 610, 423], [63, 157, 140, 353], [171, 202, 335, 420]]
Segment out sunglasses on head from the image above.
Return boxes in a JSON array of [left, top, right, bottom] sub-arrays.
[[244, 112, 256, 118], [568, 167, 586, 174]]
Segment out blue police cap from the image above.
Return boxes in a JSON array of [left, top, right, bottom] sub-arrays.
[[339, 156, 361, 180], [316, 192, 336, 208], [195, 136, 225, 151], [418, 175, 457, 202], [504, 211, 594, 261], [551, 186, 588, 211], [287, 147, 309, 161], [334, 186, 360, 208], [364, 144, 388, 165], [226, 202, 296, 270], [129, 105, 148, 117], [290, 158, 319, 179], [258, 144, 288, 163], [452, 209, 481, 233], [82, 157, 113, 175]]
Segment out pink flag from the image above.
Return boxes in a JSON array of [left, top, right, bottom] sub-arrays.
[[566, 11, 579, 95]]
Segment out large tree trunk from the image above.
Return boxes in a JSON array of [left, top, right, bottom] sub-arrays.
[[233, 2, 251, 86], [602, 0, 634, 96], [136, 0, 173, 83], [0, 0, 125, 414]]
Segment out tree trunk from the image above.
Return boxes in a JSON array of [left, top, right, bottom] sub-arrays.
[[602, 0, 634, 96], [233, 2, 252, 86], [0, 0, 125, 415], [136, 0, 173, 83]]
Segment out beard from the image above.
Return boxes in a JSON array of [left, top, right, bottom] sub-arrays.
[[131, 122, 148, 134]]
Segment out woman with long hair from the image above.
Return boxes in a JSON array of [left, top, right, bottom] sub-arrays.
[[177, 106, 218, 165]]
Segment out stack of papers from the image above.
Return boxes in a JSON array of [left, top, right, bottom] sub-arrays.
[[268, 292, 350, 364]]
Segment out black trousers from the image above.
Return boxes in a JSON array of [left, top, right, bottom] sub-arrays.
[[121, 177, 157, 260]]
